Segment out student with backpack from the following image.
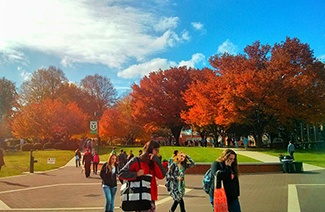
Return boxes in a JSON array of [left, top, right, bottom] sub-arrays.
[[209, 149, 241, 212]]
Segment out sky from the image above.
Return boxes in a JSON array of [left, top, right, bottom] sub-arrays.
[[1, 0, 324, 96]]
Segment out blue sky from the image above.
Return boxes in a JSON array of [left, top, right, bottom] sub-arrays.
[[1, 0, 324, 96]]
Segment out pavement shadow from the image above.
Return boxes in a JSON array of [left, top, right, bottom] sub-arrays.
[[299, 171, 323, 174], [1, 181, 29, 188], [35, 172, 56, 176]]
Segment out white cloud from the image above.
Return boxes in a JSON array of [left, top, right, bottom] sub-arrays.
[[19, 69, 32, 81], [155, 17, 179, 32], [0, 49, 29, 65], [318, 54, 325, 62], [217, 39, 238, 55], [0, 0, 188, 69], [118, 53, 205, 79], [117, 58, 176, 78], [178, 53, 205, 67], [191, 22, 204, 31]]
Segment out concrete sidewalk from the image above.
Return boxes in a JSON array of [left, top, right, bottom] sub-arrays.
[[0, 149, 324, 212]]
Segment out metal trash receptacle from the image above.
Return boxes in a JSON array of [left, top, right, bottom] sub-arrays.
[[281, 159, 294, 173], [293, 161, 303, 173]]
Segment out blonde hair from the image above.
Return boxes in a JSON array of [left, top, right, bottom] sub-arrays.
[[173, 151, 186, 164], [107, 153, 117, 172]]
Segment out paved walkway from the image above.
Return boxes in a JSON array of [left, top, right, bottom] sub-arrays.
[[0, 149, 324, 212]]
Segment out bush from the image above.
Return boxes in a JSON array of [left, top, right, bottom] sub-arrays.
[[21, 143, 34, 151], [53, 142, 67, 150], [43, 142, 53, 150], [33, 143, 43, 150], [65, 141, 79, 150]]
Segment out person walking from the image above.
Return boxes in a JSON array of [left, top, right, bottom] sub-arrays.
[[0, 148, 5, 171], [100, 153, 118, 212], [168, 150, 178, 169], [287, 141, 295, 160], [82, 148, 93, 178], [166, 151, 195, 212], [117, 149, 127, 184], [117, 149, 127, 169], [74, 148, 82, 167], [93, 151, 100, 174], [118, 141, 166, 212], [210, 149, 241, 212], [127, 150, 134, 162]]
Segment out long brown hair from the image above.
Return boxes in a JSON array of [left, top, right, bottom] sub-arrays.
[[107, 153, 117, 172], [217, 149, 239, 177], [139, 140, 160, 168]]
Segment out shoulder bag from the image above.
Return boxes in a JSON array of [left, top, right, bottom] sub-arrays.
[[213, 170, 228, 212], [120, 157, 152, 211]]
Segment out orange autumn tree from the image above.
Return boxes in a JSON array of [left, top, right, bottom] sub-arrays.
[[181, 68, 225, 143], [131, 66, 199, 145], [11, 99, 88, 141], [185, 37, 325, 147], [100, 96, 147, 145]]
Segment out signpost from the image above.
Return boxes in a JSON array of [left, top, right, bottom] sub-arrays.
[[90, 121, 98, 134], [90, 119, 100, 154]]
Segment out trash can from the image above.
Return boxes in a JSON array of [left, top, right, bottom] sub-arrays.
[[293, 161, 303, 173], [281, 156, 294, 173]]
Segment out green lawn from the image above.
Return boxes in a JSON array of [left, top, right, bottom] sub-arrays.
[[98, 146, 260, 163], [259, 148, 325, 168], [1, 146, 323, 178], [0, 150, 74, 178]]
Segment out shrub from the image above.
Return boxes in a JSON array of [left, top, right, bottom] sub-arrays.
[[64, 140, 79, 150], [21, 143, 34, 151], [33, 143, 43, 150], [53, 142, 67, 150], [43, 142, 53, 150]]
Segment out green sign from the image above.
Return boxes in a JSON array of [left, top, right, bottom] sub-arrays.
[[90, 121, 98, 134]]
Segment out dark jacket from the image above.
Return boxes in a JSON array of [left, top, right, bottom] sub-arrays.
[[82, 152, 93, 166], [100, 162, 118, 187], [210, 161, 240, 201]]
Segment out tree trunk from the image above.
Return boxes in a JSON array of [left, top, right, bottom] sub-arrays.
[[170, 126, 183, 146]]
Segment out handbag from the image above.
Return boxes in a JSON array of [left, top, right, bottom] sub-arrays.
[[213, 170, 228, 212], [120, 157, 152, 211]]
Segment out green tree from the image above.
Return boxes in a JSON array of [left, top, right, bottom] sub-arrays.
[[20, 66, 68, 104], [0, 77, 17, 139], [80, 74, 117, 120]]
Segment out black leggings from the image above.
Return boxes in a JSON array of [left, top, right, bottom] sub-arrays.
[[170, 198, 186, 212]]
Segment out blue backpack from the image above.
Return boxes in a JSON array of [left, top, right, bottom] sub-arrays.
[[202, 168, 214, 194]]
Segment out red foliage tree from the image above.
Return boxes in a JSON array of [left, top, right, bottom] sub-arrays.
[[11, 99, 88, 141], [185, 37, 325, 147], [131, 66, 199, 145]]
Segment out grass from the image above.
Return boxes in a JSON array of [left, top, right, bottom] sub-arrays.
[[258, 148, 325, 168], [1, 146, 324, 178], [0, 150, 74, 178], [98, 146, 260, 163]]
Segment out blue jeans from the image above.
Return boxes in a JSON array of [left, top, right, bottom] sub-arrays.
[[102, 185, 117, 212]]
